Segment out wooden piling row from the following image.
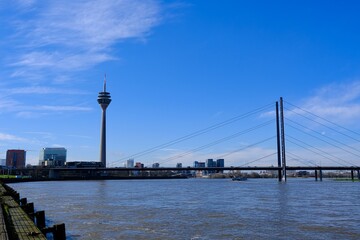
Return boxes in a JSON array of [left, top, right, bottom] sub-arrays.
[[0, 183, 66, 240]]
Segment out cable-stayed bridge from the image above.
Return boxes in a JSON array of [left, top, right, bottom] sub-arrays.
[[13, 97, 360, 182]]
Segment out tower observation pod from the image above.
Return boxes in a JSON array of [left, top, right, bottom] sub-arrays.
[[97, 75, 111, 167]]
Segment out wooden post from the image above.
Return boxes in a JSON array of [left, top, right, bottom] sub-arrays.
[[35, 211, 46, 230], [53, 223, 66, 240], [14, 192, 20, 202], [22, 202, 35, 220], [20, 197, 27, 206]]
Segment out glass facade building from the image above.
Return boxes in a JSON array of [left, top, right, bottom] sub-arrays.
[[39, 147, 67, 167]]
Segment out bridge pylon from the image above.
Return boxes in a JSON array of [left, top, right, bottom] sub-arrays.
[[279, 97, 287, 182]]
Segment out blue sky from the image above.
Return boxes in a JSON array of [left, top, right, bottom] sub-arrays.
[[1, 0, 360, 167]]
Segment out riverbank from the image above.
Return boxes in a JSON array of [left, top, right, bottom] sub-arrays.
[[0, 183, 66, 239], [0, 183, 46, 239]]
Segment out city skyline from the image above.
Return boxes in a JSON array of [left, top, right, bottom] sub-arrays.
[[1, 1, 360, 167]]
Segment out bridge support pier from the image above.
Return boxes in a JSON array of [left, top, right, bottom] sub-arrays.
[[315, 170, 318, 181], [351, 170, 354, 182], [357, 170, 360, 180], [319, 170, 323, 181]]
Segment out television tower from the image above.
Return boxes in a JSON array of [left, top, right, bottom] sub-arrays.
[[97, 75, 111, 167]]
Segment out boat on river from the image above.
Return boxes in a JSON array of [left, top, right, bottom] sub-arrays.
[[232, 177, 247, 181]]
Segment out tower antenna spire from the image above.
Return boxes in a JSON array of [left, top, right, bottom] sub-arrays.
[[104, 73, 107, 92]]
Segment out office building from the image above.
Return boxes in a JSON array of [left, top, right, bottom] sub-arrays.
[[152, 163, 160, 168], [39, 147, 67, 167], [206, 159, 216, 174], [206, 159, 216, 167], [6, 149, 26, 168], [216, 158, 225, 173], [193, 161, 205, 168], [126, 159, 134, 168]]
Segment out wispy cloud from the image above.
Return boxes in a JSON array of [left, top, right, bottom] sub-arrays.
[[14, 105, 92, 118], [7, 0, 162, 82], [0, 98, 92, 118], [35, 105, 92, 111], [0, 99, 21, 112], [4, 86, 87, 95], [0, 132, 27, 142], [298, 80, 360, 124], [7, 86, 88, 95], [14, 0, 37, 8]]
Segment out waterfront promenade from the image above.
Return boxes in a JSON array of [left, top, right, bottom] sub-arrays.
[[0, 183, 65, 240], [0, 183, 45, 239]]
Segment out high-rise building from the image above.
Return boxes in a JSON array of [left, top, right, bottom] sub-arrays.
[[126, 159, 134, 168], [6, 149, 26, 168], [176, 163, 184, 174], [216, 158, 225, 173], [194, 161, 205, 167], [97, 76, 111, 168], [206, 159, 216, 174], [193, 161, 206, 176], [39, 147, 67, 167], [206, 159, 216, 167], [152, 163, 160, 168]]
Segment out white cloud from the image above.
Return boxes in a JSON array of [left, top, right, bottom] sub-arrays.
[[298, 80, 360, 124], [8, 86, 88, 95], [15, 111, 39, 119], [0, 98, 92, 118], [16, 0, 37, 8], [0, 99, 21, 111], [13, 105, 92, 118], [9, 0, 162, 77], [36, 105, 92, 111], [0, 132, 26, 142]]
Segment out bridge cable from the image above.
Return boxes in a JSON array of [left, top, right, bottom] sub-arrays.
[[286, 135, 352, 166], [154, 121, 275, 165], [284, 102, 360, 142], [238, 152, 278, 167], [286, 118, 360, 155], [286, 151, 317, 167], [215, 136, 276, 160], [110, 102, 274, 166], [286, 122, 360, 165], [286, 137, 345, 166]]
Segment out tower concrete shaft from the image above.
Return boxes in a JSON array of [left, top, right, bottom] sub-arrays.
[[97, 78, 111, 167]]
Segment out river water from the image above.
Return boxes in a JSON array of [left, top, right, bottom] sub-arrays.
[[10, 178, 360, 239]]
